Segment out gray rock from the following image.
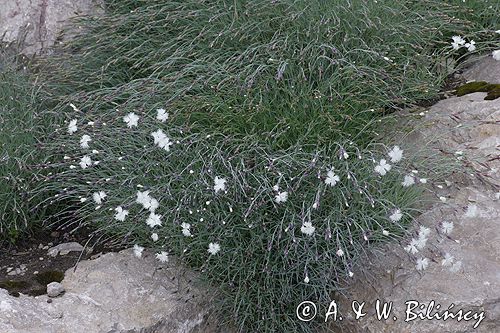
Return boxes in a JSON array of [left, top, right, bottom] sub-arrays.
[[0, 0, 102, 54], [0, 249, 220, 333], [46, 282, 65, 298], [336, 58, 500, 333], [463, 55, 500, 83], [47, 242, 84, 257]]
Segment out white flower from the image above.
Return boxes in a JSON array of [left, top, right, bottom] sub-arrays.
[[214, 176, 227, 193], [80, 198, 87, 203], [181, 223, 192, 237], [465, 204, 478, 218], [80, 155, 92, 169], [418, 226, 431, 240], [156, 108, 169, 122], [68, 119, 78, 134], [402, 175, 415, 187], [149, 198, 159, 212], [136, 190, 151, 207], [382, 230, 390, 236], [389, 209, 402, 222], [416, 257, 429, 271], [404, 238, 419, 254], [155, 251, 169, 263], [152, 130, 165, 144], [452, 35, 466, 46], [449, 260, 462, 273], [465, 40, 476, 52], [114, 206, 129, 221], [451, 42, 461, 50], [304, 275, 310, 284], [151, 129, 173, 151], [388, 146, 403, 163], [135, 191, 159, 212], [275, 191, 288, 203], [441, 221, 454, 235], [146, 213, 162, 228], [92, 191, 107, 205], [325, 170, 340, 187], [492, 50, 500, 61], [496, 30, 500, 34], [300, 222, 315, 236], [123, 112, 139, 128], [336, 249, 344, 257], [208, 242, 221, 255], [415, 236, 428, 250], [151, 233, 159, 242], [80, 134, 91, 149], [272, 185, 279, 192], [375, 159, 391, 176], [133, 244, 144, 258], [159, 137, 173, 151], [441, 253, 454, 267], [348, 271, 354, 277], [419, 178, 427, 184]]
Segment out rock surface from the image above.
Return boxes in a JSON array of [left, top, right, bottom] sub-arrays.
[[463, 56, 500, 83], [0, 249, 217, 333], [335, 58, 500, 333], [0, 0, 101, 54]]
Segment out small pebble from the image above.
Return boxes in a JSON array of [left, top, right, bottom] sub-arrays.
[[47, 282, 65, 298]]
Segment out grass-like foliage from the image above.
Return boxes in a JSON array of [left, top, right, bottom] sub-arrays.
[[42, 110, 423, 332], [43, 0, 473, 148], [0, 49, 48, 245], [34, 0, 497, 331]]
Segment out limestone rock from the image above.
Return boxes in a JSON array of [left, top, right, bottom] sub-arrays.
[[0, 0, 102, 54], [463, 56, 500, 83], [335, 58, 500, 333], [0, 249, 218, 333]]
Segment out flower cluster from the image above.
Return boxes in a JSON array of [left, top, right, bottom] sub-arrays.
[[58, 103, 427, 279], [151, 129, 173, 151], [450, 36, 476, 52]]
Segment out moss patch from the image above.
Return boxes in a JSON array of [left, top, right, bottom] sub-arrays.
[[484, 87, 500, 100], [0, 280, 31, 297], [0, 270, 64, 297], [455, 81, 500, 100], [34, 270, 64, 285], [27, 288, 48, 297]]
